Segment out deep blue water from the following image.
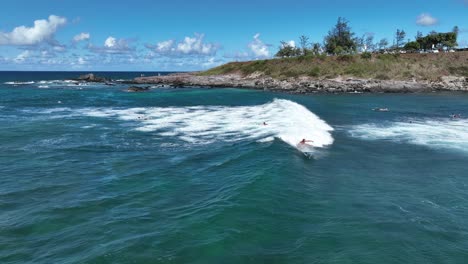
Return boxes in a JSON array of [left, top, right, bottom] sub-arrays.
[[1, 72, 468, 263]]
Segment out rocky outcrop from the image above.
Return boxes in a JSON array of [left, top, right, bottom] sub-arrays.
[[75, 73, 110, 83], [127, 86, 150, 92], [132, 73, 468, 94]]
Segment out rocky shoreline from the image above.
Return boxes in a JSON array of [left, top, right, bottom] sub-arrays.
[[131, 72, 468, 94]]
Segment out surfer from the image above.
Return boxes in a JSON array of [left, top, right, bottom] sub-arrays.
[[373, 108, 389, 112], [299, 139, 313, 145], [263, 122, 268, 126]]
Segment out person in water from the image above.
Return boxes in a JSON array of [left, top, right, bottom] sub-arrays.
[[263, 122, 268, 126], [299, 139, 313, 144]]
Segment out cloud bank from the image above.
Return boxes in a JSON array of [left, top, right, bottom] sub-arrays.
[[0, 15, 66, 46], [146, 33, 219, 57]]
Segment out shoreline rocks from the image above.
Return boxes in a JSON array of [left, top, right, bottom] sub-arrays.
[[132, 73, 468, 94], [127, 86, 150, 92], [75, 73, 110, 83]]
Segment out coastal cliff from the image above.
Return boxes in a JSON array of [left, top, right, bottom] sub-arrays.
[[133, 52, 468, 93], [134, 72, 467, 93]]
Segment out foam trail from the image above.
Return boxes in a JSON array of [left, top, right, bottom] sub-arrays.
[[78, 99, 334, 153], [349, 119, 468, 154], [4, 81, 35, 85]]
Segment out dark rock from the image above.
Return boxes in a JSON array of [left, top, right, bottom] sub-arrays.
[[127, 86, 150, 92], [76, 73, 109, 83], [131, 72, 468, 94]]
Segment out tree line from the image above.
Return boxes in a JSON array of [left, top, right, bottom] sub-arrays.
[[276, 17, 459, 57]]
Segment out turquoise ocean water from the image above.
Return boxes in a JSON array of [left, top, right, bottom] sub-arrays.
[[1, 72, 468, 263]]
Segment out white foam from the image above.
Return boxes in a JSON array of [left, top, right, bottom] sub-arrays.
[[78, 99, 334, 153], [257, 136, 275, 143], [4, 81, 34, 85], [349, 118, 468, 154]]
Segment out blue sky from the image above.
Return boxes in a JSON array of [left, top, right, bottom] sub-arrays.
[[0, 0, 467, 71]]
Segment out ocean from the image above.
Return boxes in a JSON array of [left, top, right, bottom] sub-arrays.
[[1, 72, 468, 263]]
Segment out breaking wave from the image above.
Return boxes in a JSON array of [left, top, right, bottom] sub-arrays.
[[44, 99, 334, 153], [349, 118, 468, 154]]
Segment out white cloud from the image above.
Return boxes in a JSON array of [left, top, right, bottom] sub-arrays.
[[53, 45, 66, 52], [14, 50, 32, 62], [88, 36, 134, 54], [104, 36, 116, 48], [147, 33, 218, 56], [73, 32, 90, 42], [156, 40, 174, 53], [78, 57, 87, 65], [248, 33, 270, 58], [416, 13, 438, 26], [0, 15, 66, 46]]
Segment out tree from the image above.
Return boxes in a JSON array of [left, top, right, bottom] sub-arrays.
[[441, 32, 458, 48], [311, 42, 322, 55], [356, 35, 365, 52], [299, 35, 309, 56], [453, 26, 459, 44], [395, 29, 406, 48], [416, 31, 458, 50], [365, 34, 375, 52], [275, 41, 301, 57], [404, 41, 420, 52], [415, 31, 423, 40], [324, 17, 358, 54], [378, 38, 389, 50]]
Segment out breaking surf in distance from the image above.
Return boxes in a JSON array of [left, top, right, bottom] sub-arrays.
[[349, 118, 468, 154], [68, 99, 334, 154]]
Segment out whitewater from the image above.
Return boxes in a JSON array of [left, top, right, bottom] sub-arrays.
[[349, 118, 468, 155], [30, 99, 334, 154]]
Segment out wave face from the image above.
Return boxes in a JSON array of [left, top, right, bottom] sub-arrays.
[[80, 99, 334, 152], [349, 119, 468, 154]]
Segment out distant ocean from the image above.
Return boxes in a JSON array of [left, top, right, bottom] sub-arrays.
[[1, 71, 468, 263]]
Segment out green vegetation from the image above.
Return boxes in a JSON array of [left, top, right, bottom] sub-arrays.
[[395, 29, 406, 49], [275, 17, 459, 57], [200, 51, 468, 81], [360, 52, 372, 60], [324, 17, 357, 54], [201, 17, 465, 81], [404, 41, 420, 51], [416, 32, 457, 50]]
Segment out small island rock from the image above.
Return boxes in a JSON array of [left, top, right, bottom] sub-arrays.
[[76, 73, 109, 83], [127, 86, 150, 92]]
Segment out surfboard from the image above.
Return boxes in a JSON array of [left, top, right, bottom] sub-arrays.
[[297, 143, 314, 158]]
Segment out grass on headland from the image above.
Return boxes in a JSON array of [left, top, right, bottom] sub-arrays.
[[199, 51, 468, 81]]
